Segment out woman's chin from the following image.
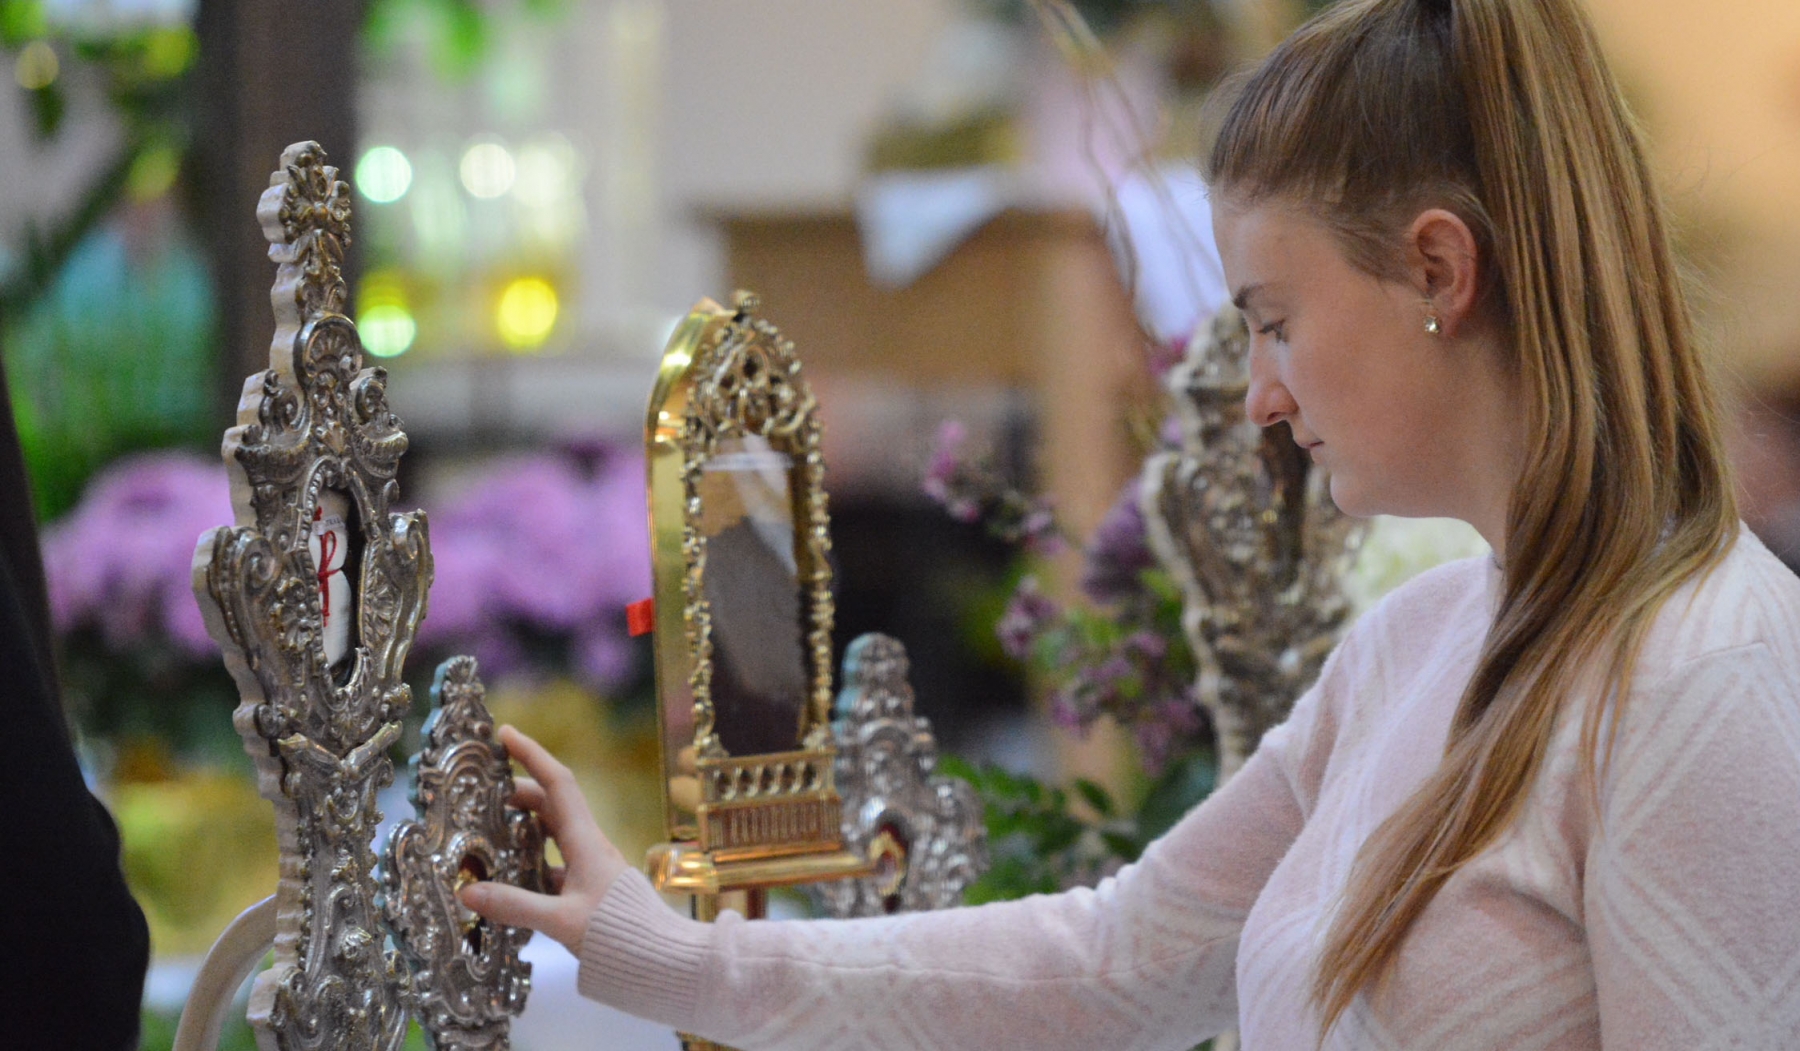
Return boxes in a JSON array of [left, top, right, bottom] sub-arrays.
[[1325, 473, 1379, 519]]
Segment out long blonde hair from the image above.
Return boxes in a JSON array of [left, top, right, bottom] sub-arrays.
[[1204, 0, 1738, 1035]]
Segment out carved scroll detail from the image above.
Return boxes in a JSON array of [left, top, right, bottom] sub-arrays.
[[809, 635, 988, 917], [383, 657, 544, 1050], [1140, 309, 1364, 779], [193, 141, 423, 1050]]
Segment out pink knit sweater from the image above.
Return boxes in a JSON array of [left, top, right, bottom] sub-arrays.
[[578, 528, 1800, 1049]]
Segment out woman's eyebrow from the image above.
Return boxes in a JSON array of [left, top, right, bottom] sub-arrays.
[[1232, 283, 1266, 317]]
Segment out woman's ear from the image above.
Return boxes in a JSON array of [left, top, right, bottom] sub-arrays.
[[1405, 208, 1482, 338]]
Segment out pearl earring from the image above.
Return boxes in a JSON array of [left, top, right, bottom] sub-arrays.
[[1424, 314, 1442, 336]]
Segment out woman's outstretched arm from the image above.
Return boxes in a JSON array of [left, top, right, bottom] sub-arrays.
[[469, 671, 1332, 1051]]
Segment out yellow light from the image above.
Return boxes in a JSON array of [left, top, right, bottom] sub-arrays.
[[356, 146, 413, 204], [360, 305, 417, 358], [459, 140, 515, 199], [142, 28, 197, 80], [126, 143, 181, 201], [496, 278, 558, 351], [14, 41, 58, 91]]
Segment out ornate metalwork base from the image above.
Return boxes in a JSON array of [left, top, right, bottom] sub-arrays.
[[1140, 307, 1363, 778], [194, 140, 419, 1051], [810, 634, 988, 918], [190, 141, 545, 1051], [384, 657, 545, 1050]]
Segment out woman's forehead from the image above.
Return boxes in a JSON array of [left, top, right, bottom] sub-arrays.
[[1214, 202, 1337, 286]]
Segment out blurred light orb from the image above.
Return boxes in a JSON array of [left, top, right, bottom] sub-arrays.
[[356, 146, 413, 204], [15, 41, 59, 90], [513, 135, 577, 208], [496, 278, 558, 351], [126, 143, 182, 201], [360, 305, 417, 358], [142, 27, 197, 79], [460, 140, 516, 199], [408, 158, 470, 260]]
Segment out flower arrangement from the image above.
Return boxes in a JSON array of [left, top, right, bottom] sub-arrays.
[[40, 438, 653, 757], [926, 396, 1489, 905], [925, 421, 1218, 900], [417, 440, 652, 694]]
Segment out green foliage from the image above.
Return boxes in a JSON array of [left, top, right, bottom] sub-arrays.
[[61, 630, 243, 766], [364, 0, 565, 82], [3, 226, 218, 522], [139, 1006, 433, 1051], [0, 0, 571, 513], [0, 0, 48, 42], [940, 746, 1216, 904]]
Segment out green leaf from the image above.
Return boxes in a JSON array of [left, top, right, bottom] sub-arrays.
[[1073, 777, 1114, 817], [0, 0, 46, 44], [28, 81, 64, 138], [1134, 748, 1216, 843], [429, 0, 490, 80], [1100, 831, 1143, 863], [1035, 815, 1082, 855]]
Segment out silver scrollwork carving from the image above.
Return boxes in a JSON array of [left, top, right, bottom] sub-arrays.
[[1140, 308, 1364, 780], [193, 141, 423, 1050], [809, 634, 988, 917], [383, 657, 545, 1050]]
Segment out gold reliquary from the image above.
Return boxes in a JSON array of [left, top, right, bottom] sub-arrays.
[[643, 292, 871, 909]]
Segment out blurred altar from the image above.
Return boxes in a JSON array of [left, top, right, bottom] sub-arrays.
[[3, 0, 1800, 1046]]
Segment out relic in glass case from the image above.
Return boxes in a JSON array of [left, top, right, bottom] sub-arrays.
[[642, 292, 870, 917]]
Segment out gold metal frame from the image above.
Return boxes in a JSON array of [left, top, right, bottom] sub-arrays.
[[643, 292, 867, 895]]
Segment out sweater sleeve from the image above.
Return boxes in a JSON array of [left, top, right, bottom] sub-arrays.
[[1586, 641, 1800, 1046], [577, 683, 1331, 1051]]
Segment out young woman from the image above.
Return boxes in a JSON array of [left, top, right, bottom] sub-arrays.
[[464, 0, 1800, 1045]]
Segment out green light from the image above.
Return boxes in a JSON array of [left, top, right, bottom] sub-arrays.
[[356, 146, 413, 204], [360, 304, 417, 357]]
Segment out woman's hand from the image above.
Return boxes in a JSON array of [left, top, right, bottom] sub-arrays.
[[459, 725, 631, 955]]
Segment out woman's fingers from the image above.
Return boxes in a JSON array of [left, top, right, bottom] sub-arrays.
[[460, 882, 582, 952], [510, 777, 547, 813], [496, 725, 629, 895]]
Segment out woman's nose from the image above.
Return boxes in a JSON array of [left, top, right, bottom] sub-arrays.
[[1244, 344, 1298, 428]]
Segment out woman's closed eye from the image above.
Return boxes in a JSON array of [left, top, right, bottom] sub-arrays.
[[1257, 320, 1288, 343]]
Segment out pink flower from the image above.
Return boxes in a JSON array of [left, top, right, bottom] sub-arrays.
[[41, 451, 233, 658], [1081, 481, 1155, 604], [418, 440, 650, 692]]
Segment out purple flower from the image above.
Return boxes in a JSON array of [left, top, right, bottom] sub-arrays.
[[1049, 692, 1086, 732], [1091, 654, 1134, 691], [922, 420, 968, 505], [996, 576, 1060, 661], [42, 451, 233, 658], [418, 439, 650, 690], [1146, 332, 1189, 381], [1125, 630, 1167, 661], [574, 622, 635, 691], [1132, 695, 1203, 775], [1159, 414, 1184, 449], [1080, 481, 1156, 604], [1018, 502, 1066, 555]]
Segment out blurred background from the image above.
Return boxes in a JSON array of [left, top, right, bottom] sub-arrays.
[[1, 0, 1796, 1047]]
